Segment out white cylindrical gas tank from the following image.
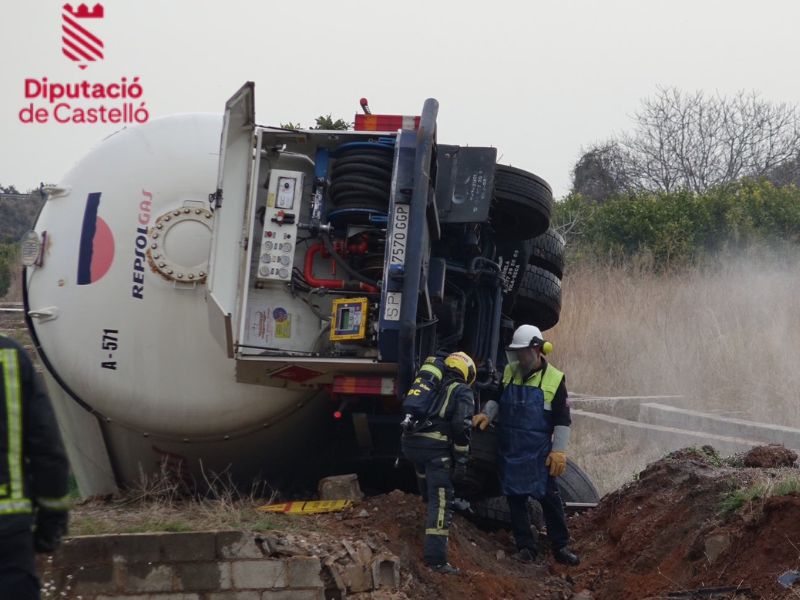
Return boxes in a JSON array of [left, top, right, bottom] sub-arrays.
[[26, 115, 325, 492]]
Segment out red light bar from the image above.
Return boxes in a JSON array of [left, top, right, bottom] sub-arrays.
[[354, 114, 420, 132]]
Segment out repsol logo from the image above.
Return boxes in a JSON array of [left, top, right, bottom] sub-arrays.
[[131, 190, 151, 299]]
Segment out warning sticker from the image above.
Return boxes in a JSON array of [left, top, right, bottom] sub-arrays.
[[244, 305, 294, 343], [270, 365, 324, 383], [273, 307, 291, 339]]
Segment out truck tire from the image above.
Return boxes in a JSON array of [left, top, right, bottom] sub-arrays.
[[558, 459, 600, 504], [511, 265, 561, 331], [470, 495, 545, 531], [468, 460, 598, 529], [528, 228, 565, 279], [491, 165, 552, 240]]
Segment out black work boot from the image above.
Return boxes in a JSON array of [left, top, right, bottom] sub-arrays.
[[514, 548, 537, 563], [553, 546, 580, 566], [429, 562, 461, 574]]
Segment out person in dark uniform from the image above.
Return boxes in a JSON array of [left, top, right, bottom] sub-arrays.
[[473, 325, 580, 566], [0, 335, 70, 599], [401, 351, 476, 575]]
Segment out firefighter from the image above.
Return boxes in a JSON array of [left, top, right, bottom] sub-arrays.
[[472, 325, 580, 566], [0, 335, 70, 599], [401, 351, 476, 574]]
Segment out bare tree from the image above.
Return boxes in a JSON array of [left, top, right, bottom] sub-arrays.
[[575, 88, 800, 194], [766, 152, 800, 187], [571, 141, 631, 202]]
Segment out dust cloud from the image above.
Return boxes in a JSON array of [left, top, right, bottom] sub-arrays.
[[551, 251, 800, 427]]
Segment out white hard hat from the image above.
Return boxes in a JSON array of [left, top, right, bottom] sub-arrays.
[[507, 324, 544, 350]]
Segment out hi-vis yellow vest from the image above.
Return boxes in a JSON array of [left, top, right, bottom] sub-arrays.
[[502, 361, 564, 408]]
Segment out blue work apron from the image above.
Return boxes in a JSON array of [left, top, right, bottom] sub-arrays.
[[497, 377, 552, 498]]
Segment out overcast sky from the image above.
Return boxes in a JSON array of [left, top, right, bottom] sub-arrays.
[[3, 0, 800, 197]]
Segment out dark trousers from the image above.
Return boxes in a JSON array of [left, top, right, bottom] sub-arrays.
[[0, 530, 40, 600], [402, 442, 454, 566], [508, 476, 570, 552]]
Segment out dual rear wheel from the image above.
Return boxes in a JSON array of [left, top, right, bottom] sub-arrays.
[[491, 165, 565, 331]]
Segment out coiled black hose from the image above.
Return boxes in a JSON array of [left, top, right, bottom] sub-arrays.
[[329, 144, 394, 211]]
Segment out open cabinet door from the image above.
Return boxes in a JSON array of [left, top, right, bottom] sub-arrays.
[[206, 82, 255, 358]]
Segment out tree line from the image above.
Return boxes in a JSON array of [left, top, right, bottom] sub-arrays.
[[0, 186, 43, 297], [560, 87, 800, 267]]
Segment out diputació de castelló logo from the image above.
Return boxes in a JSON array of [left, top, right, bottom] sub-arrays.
[[61, 3, 104, 70], [18, 3, 150, 125]]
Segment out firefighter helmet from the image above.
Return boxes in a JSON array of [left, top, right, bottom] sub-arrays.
[[444, 351, 477, 385]]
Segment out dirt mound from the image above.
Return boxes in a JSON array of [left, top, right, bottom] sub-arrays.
[[566, 446, 800, 599], [742, 445, 798, 468], [309, 489, 574, 599]]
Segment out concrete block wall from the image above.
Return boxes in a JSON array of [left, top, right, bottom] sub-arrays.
[[569, 409, 765, 495], [38, 530, 384, 600], [569, 395, 686, 420], [637, 402, 800, 451], [569, 395, 800, 496]]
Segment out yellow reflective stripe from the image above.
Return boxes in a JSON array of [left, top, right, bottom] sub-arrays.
[[425, 528, 449, 536], [0, 483, 7, 496], [437, 382, 459, 419], [419, 364, 442, 379], [414, 431, 449, 442], [453, 444, 468, 453], [2, 349, 23, 500], [0, 498, 32, 514], [36, 496, 72, 511], [436, 486, 446, 530]]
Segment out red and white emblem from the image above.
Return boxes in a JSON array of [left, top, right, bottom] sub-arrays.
[[61, 3, 104, 70]]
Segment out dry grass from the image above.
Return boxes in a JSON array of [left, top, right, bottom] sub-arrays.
[[721, 472, 800, 513], [550, 253, 800, 427], [70, 499, 286, 536], [70, 462, 287, 536]]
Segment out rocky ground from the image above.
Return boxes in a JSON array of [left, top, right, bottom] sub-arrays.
[[67, 444, 800, 599]]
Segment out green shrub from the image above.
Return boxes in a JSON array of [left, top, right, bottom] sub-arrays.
[[554, 180, 800, 269], [0, 244, 17, 298]]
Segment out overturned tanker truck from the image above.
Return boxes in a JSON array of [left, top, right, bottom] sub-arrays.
[[23, 82, 598, 510]]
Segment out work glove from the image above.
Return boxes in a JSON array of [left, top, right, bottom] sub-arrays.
[[452, 457, 469, 484], [34, 510, 68, 553], [472, 413, 491, 431], [545, 451, 567, 477]]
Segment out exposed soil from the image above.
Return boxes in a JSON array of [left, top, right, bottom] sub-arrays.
[[565, 446, 800, 600], [309, 489, 574, 600], [742, 445, 798, 468], [64, 445, 800, 599]]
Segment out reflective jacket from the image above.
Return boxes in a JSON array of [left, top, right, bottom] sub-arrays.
[[402, 377, 475, 461], [497, 360, 565, 497], [0, 336, 70, 536]]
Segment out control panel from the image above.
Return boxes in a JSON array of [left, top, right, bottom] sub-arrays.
[[257, 169, 303, 281], [330, 297, 369, 341]]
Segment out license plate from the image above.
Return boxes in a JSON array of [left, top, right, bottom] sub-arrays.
[[383, 291, 402, 321], [389, 203, 409, 266]]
